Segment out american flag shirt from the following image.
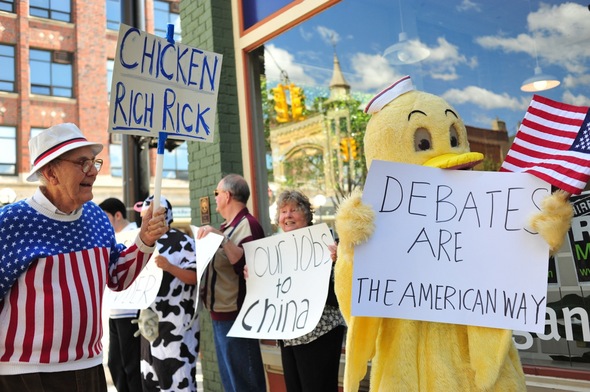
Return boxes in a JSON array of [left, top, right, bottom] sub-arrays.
[[0, 189, 155, 375]]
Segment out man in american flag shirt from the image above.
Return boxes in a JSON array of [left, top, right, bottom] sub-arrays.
[[0, 123, 168, 392]]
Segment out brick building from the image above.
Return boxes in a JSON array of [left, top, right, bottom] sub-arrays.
[[0, 0, 191, 223]]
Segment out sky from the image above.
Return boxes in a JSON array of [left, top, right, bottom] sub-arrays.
[[263, 0, 590, 135]]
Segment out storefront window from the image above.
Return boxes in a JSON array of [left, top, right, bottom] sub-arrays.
[[262, 0, 590, 378]]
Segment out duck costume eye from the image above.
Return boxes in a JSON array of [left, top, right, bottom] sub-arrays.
[[450, 125, 459, 147], [414, 128, 432, 151]]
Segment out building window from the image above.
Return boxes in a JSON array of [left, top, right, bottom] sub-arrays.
[[0, 45, 15, 92], [109, 133, 123, 177], [29, 0, 71, 22], [0, 126, 16, 175], [0, 0, 14, 13], [107, 59, 114, 99], [30, 49, 73, 98], [106, 0, 121, 31], [154, 0, 181, 42], [30, 128, 44, 139], [163, 142, 188, 180]]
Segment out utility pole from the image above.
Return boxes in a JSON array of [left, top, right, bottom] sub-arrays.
[[121, 0, 150, 223]]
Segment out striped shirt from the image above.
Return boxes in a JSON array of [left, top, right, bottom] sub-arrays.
[[0, 190, 154, 375]]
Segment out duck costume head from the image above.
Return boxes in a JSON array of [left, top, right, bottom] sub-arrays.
[[334, 76, 573, 391]]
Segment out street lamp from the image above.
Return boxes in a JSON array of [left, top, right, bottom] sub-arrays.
[[313, 194, 327, 223]]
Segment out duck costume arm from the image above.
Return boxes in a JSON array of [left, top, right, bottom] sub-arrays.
[[529, 189, 573, 255], [334, 190, 381, 391]]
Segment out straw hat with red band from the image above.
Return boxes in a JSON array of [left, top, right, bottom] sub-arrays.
[[27, 123, 104, 182]]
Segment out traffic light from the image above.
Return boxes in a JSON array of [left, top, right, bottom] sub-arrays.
[[272, 84, 289, 123], [349, 138, 358, 159], [340, 138, 350, 162], [289, 83, 305, 121]]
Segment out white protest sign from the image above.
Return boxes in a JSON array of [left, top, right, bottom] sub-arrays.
[[353, 160, 551, 333], [228, 224, 335, 339], [108, 24, 223, 143], [103, 229, 163, 309], [190, 225, 224, 297]]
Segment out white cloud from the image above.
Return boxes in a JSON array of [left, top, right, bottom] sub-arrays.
[[563, 74, 590, 89], [264, 44, 317, 86], [316, 26, 340, 46], [424, 37, 478, 81], [456, 0, 481, 13], [475, 3, 590, 74], [299, 27, 313, 42], [442, 86, 529, 111], [561, 91, 590, 107], [348, 52, 402, 92]]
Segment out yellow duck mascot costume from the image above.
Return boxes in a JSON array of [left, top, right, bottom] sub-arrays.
[[335, 75, 573, 391]]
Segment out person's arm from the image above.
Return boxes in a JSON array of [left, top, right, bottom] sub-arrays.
[[219, 235, 244, 265], [196, 225, 245, 265], [154, 255, 197, 285]]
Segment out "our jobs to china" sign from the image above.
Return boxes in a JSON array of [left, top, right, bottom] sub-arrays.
[[229, 224, 335, 339], [353, 160, 551, 333], [108, 24, 223, 143]]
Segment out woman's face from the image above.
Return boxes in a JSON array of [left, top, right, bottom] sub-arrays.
[[278, 201, 308, 232]]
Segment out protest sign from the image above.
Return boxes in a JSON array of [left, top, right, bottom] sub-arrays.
[[353, 160, 551, 333], [190, 226, 224, 297], [566, 192, 590, 284], [103, 229, 163, 309], [228, 224, 335, 339], [108, 24, 223, 143]]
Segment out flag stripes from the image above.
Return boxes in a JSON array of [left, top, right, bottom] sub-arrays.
[[500, 95, 590, 194]]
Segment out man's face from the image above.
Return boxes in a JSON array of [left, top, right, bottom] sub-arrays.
[[214, 180, 231, 218], [47, 146, 99, 212]]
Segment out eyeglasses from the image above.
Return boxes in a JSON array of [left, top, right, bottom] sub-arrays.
[[56, 158, 103, 173], [214, 189, 231, 197]]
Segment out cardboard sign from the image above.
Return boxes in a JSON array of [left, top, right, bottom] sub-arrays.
[[103, 229, 163, 309], [108, 24, 223, 143], [228, 224, 335, 339], [190, 225, 224, 297], [352, 160, 551, 333]]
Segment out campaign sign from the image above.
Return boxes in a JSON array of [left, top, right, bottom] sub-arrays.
[[567, 192, 590, 284], [228, 224, 335, 339], [353, 160, 551, 333], [108, 24, 223, 143], [103, 229, 163, 309]]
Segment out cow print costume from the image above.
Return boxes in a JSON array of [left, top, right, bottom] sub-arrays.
[[140, 228, 200, 392]]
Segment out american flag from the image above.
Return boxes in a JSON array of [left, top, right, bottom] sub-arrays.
[[500, 95, 590, 195]]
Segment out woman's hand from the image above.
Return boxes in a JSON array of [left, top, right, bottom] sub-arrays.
[[328, 243, 338, 264]]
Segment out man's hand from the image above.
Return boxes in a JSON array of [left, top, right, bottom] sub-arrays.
[[139, 204, 168, 246], [196, 225, 223, 239]]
